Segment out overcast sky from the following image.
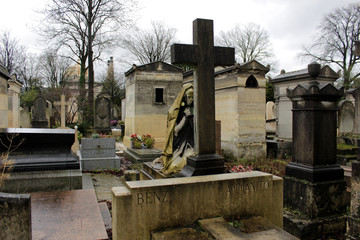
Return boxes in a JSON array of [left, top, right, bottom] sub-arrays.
[[0, 0, 356, 76]]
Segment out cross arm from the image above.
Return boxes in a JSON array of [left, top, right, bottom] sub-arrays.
[[214, 47, 235, 66], [171, 44, 198, 64]]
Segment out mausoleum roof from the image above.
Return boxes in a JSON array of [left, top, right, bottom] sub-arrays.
[[0, 63, 11, 80], [183, 60, 269, 78], [270, 65, 339, 84], [124, 61, 183, 76]]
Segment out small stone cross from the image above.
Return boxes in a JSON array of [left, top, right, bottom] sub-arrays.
[[171, 18, 234, 176], [54, 94, 69, 128]]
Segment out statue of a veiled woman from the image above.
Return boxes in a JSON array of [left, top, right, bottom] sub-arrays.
[[152, 83, 195, 175]]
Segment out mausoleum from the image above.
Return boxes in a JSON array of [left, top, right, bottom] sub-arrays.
[[184, 60, 269, 159], [123, 61, 183, 149], [269, 63, 339, 157]]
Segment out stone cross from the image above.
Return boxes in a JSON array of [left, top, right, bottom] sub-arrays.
[[171, 18, 234, 176], [54, 94, 69, 128]]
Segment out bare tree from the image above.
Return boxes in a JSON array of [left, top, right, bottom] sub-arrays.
[[38, 49, 72, 88], [39, 0, 136, 124], [216, 23, 275, 65], [301, 3, 360, 89], [17, 53, 42, 90], [122, 21, 177, 64], [0, 30, 26, 75]]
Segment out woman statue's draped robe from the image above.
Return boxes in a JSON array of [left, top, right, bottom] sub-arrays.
[[153, 83, 195, 175]]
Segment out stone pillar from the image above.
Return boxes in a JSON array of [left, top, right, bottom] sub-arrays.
[[283, 64, 348, 239], [348, 161, 360, 239]]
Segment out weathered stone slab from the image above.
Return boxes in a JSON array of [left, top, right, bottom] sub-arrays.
[[0, 192, 31, 240], [112, 171, 283, 240], [31, 189, 108, 240]]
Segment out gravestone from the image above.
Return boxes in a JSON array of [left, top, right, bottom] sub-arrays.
[[283, 74, 347, 239], [94, 96, 111, 133], [266, 101, 276, 134], [31, 95, 48, 128], [171, 18, 234, 176], [351, 87, 360, 135], [20, 107, 31, 128], [338, 100, 355, 136]]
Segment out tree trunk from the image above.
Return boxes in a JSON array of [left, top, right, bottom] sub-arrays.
[[87, 0, 94, 125], [79, 58, 87, 122]]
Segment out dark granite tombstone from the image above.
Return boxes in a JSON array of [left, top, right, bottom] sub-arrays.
[[283, 63, 347, 239], [31, 95, 48, 128], [171, 18, 234, 176], [0, 128, 79, 172], [94, 96, 111, 133], [0, 128, 81, 193]]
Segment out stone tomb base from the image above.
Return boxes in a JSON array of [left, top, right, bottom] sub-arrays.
[[283, 177, 348, 239], [80, 138, 121, 170], [112, 171, 283, 240], [123, 147, 162, 163], [0, 169, 82, 193]]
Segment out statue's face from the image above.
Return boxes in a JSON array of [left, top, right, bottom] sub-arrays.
[[185, 90, 193, 105]]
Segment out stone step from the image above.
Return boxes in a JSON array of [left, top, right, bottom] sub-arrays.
[[199, 217, 299, 240], [31, 189, 108, 240]]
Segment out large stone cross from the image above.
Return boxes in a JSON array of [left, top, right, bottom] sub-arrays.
[[171, 18, 235, 176]]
